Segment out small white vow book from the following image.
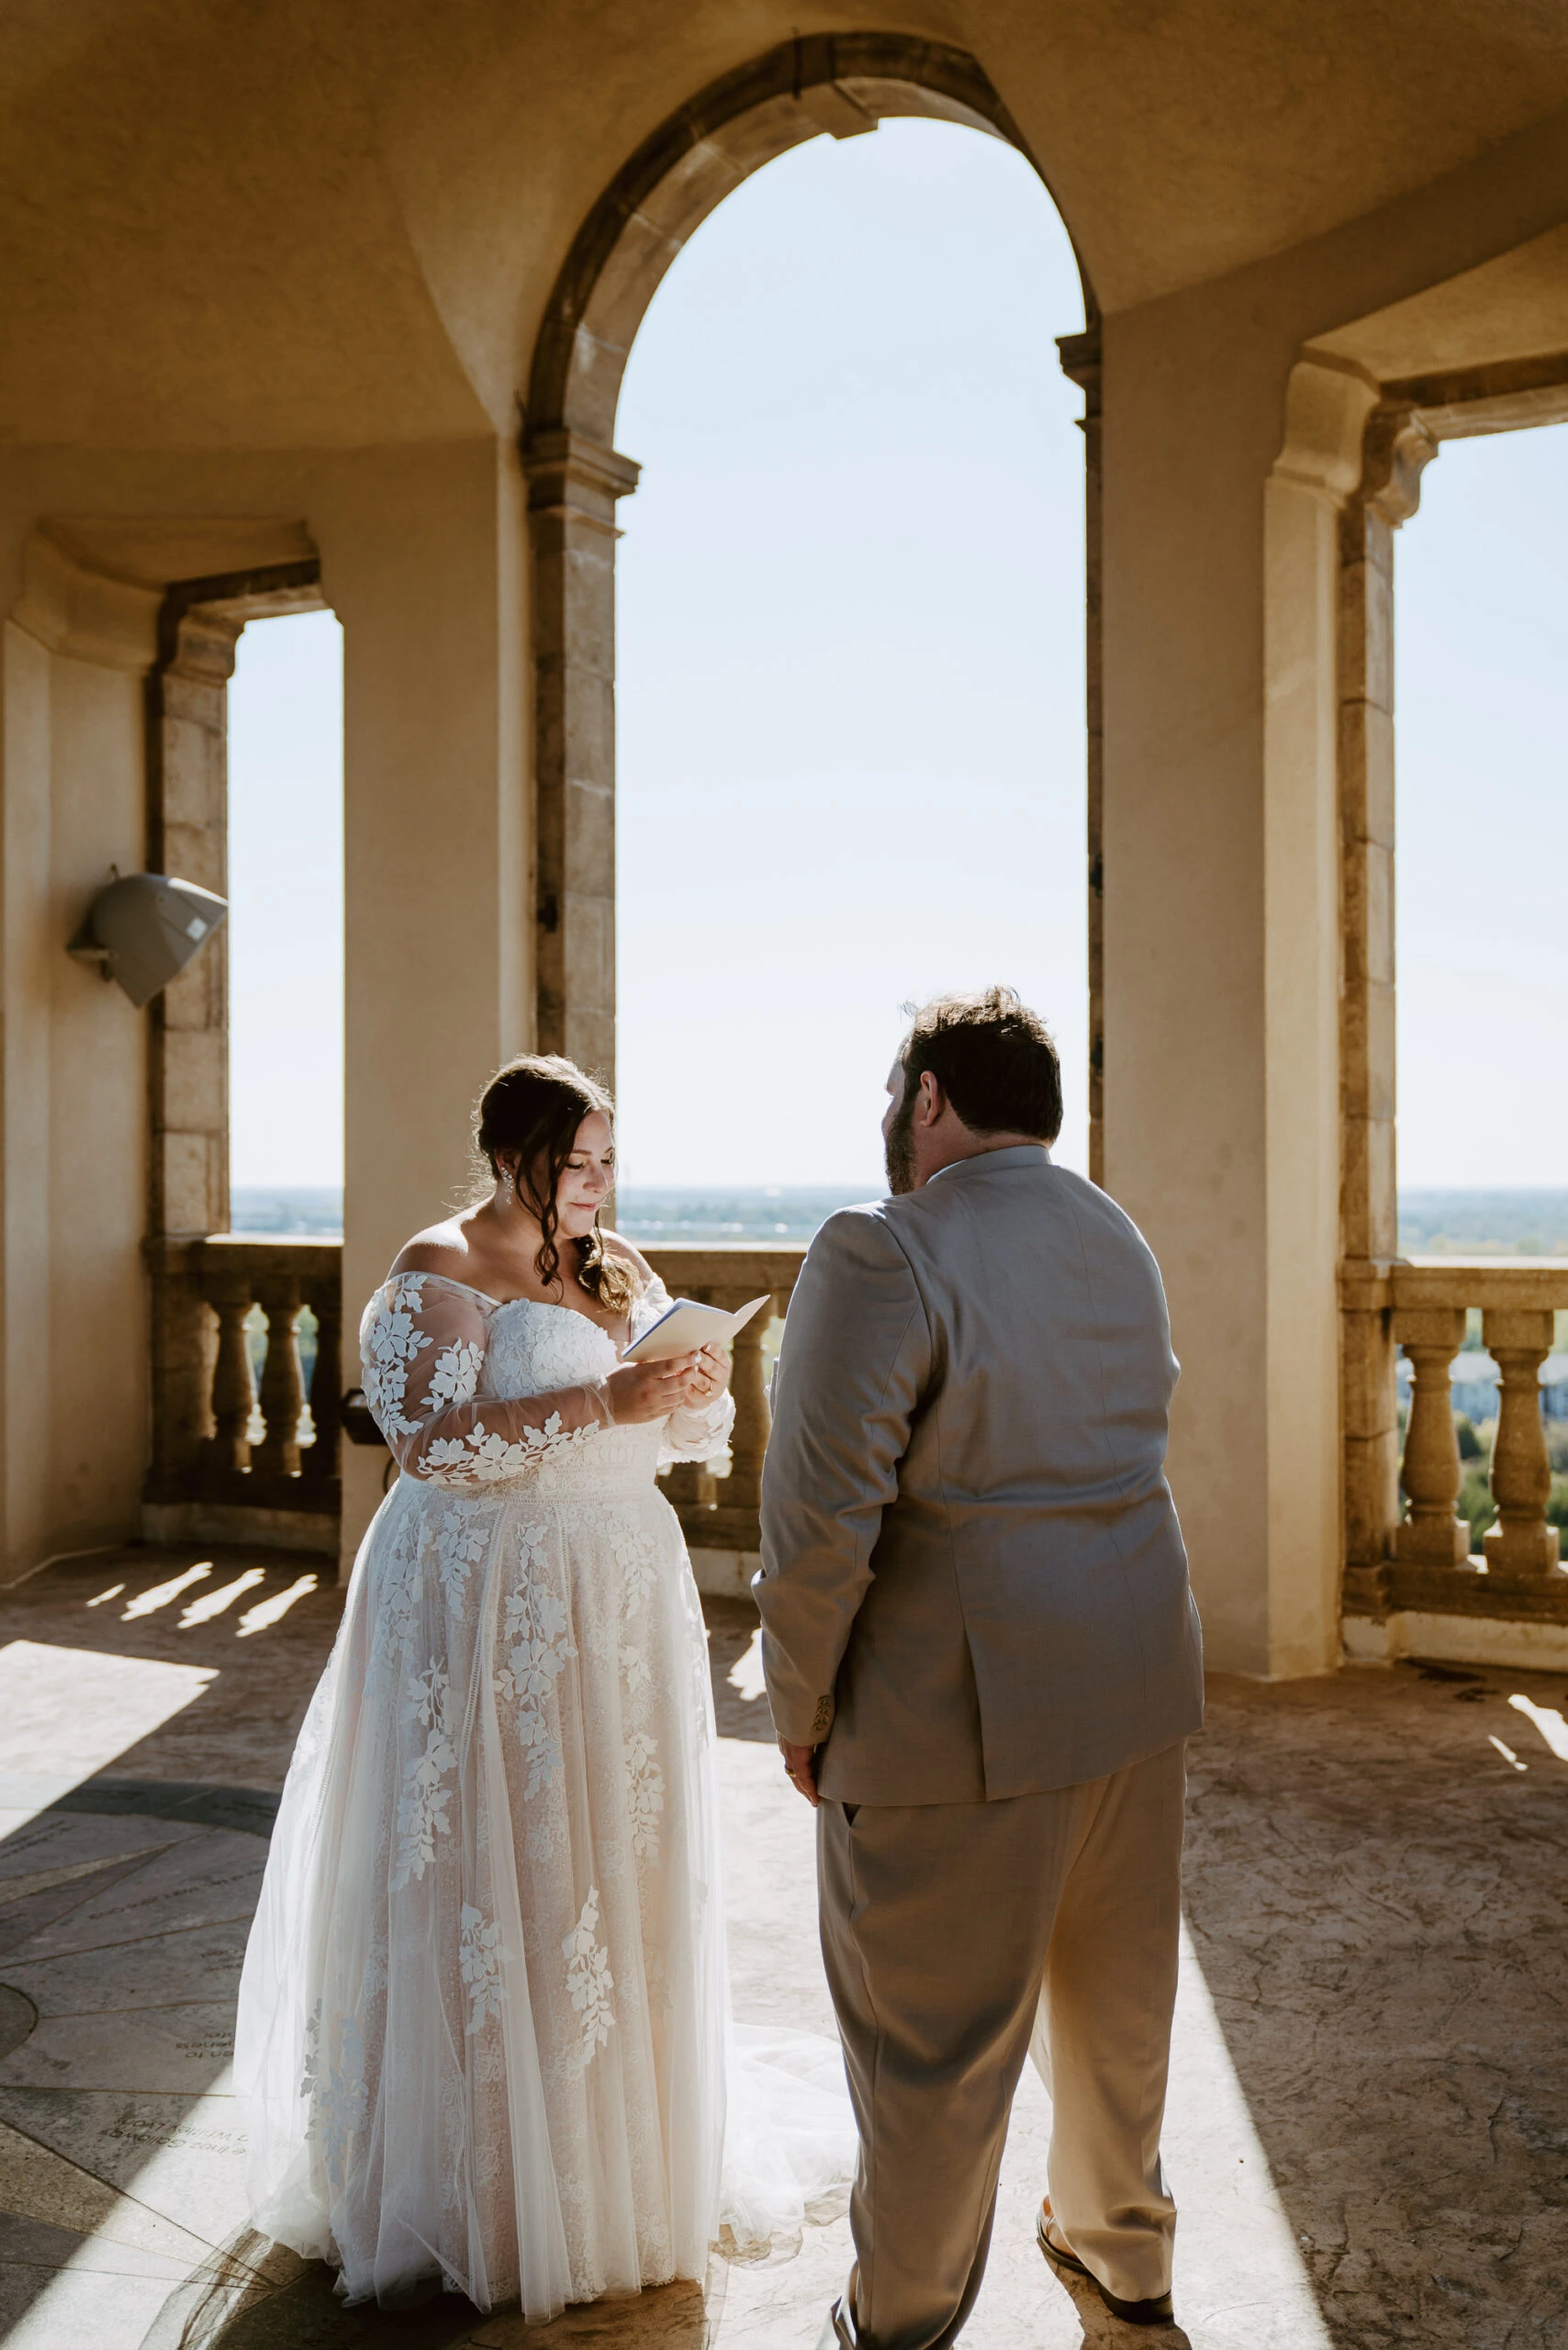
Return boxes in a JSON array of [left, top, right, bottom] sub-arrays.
[[622, 1293, 771, 1362]]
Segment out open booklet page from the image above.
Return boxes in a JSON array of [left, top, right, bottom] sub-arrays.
[[622, 1292, 771, 1362]]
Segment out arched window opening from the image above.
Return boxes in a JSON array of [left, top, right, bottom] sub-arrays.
[[1396, 422, 1568, 1210], [610, 118, 1086, 1233], [227, 609, 344, 1237], [1394, 420, 1568, 1556], [226, 609, 343, 1446]]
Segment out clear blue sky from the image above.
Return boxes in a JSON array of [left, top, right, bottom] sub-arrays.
[[225, 121, 1566, 1196], [1394, 421, 1568, 1188]]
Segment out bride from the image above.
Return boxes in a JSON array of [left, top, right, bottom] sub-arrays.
[[237, 1054, 852, 2315]]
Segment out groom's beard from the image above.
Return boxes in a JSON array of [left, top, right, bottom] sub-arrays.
[[884, 1092, 917, 1195]]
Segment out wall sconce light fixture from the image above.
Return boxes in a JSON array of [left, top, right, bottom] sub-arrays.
[[68, 870, 229, 1009]]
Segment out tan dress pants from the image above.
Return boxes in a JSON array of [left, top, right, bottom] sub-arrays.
[[816, 1740, 1186, 2350]]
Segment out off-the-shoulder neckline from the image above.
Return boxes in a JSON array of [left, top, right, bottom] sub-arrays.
[[385, 1267, 633, 1342]]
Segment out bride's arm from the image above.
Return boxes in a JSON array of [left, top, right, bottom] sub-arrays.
[[361, 1272, 612, 1484]]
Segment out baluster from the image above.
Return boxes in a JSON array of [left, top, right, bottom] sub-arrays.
[[662, 1288, 718, 1515], [252, 1270, 304, 1475], [1392, 1306, 1469, 1565], [770, 1277, 800, 1354], [203, 1270, 257, 1477], [1482, 1307, 1562, 1579], [714, 1287, 771, 1518], [302, 1276, 342, 1490]]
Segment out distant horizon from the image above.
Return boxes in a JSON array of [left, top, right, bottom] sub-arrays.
[[231, 1179, 1568, 1249]]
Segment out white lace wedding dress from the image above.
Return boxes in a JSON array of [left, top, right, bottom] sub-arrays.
[[237, 1269, 853, 2315]]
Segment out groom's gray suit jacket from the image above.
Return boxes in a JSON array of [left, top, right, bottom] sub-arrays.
[[756, 1145, 1203, 1805]]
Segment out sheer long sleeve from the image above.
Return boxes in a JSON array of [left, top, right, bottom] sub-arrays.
[[660, 1387, 736, 1466], [361, 1273, 609, 1487]]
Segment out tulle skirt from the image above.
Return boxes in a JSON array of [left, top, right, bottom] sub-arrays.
[[236, 1441, 853, 2314]]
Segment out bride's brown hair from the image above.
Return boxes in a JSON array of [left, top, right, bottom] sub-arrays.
[[475, 1056, 636, 1315]]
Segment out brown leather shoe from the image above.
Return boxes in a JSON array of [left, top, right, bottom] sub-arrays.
[[1036, 2207, 1174, 2327]]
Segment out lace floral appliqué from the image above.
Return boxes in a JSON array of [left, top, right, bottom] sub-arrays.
[[609, 1511, 659, 1614], [393, 1659, 456, 1888], [436, 1505, 488, 1611], [564, 1888, 614, 2063], [494, 1523, 577, 1796], [624, 1731, 664, 1861], [424, 1413, 598, 1489], [303, 2001, 368, 2191], [362, 1274, 434, 1438], [460, 1905, 508, 2032]]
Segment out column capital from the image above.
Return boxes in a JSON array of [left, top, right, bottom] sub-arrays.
[[1056, 326, 1101, 418], [522, 428, 641, 532]]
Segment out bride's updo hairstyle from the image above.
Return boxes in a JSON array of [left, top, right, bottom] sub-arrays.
[[475, 1055, 635, 1315]]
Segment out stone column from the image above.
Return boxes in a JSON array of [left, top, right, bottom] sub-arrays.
[[141, 561, 320, 1523], [331, 439, 532, 1572], [145, 599, 242, 1240], [1058, 325, 1103, 1186], [1338, 405, 1439, 1595], [1103, 327, 1367, 1674], [523, 428, 640, 1091]]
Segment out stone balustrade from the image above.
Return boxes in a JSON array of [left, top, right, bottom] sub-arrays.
[[1341, 1256, 1568, 1633], [142, 1236, 807, 1571], [643, 1244, 808, 1585], [144, 1235, 342, 1550]]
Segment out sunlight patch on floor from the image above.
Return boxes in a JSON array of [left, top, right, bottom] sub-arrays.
[[236, 1574, 319, 1636], [1507, 1691, 1568, 1759], [180, 1569, 267, 1628], [0, 1640, 216, 1818], [727, 1628, 767, 1703], [1162, 1920, 1333, 2348]]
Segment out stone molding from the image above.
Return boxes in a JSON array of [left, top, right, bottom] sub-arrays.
[[1336, 350, 1568, 1602], [10, 530, 161, 673], [140, 555, 327, 1525], [521, 31, 1090, 1096], [1056, 327, 1103, 1182]]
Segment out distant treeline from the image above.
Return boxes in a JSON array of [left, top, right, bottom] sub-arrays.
[[1398, 1190, 1568, 1258], [231, 1183, 1568, 1254]]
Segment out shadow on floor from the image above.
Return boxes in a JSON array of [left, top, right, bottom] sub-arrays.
[[7, 1551, 1567, 2345], [702, 1595, 774, 1744], [1184, 1659, 1568, 2349], [0, 1544, 343, 2347]]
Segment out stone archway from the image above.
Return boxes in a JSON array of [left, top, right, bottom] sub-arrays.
[[521, 31, 1095, 1096]]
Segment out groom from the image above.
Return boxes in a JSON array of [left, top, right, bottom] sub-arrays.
[[756, 988, 1203, 2347]]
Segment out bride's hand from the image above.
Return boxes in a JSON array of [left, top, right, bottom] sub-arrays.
[[603, 1353, 700, 1425], [678, 1343, 730, 1411]]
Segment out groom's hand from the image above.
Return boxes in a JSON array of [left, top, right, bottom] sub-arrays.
[[778, 1739, 820, 1807]]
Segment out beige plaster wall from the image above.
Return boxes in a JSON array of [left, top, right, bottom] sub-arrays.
[[1, 545, 155, 1573]]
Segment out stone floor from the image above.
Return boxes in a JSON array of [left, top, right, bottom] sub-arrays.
[[0, 1547, 1563, 2349]]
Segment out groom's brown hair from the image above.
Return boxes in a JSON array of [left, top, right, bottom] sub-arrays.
[[901, 987, 1062, 1144]]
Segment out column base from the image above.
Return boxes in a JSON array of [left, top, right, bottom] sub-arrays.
[[1483, 1523, 1562, 1579], [1394, 1515, 1471, 1567]]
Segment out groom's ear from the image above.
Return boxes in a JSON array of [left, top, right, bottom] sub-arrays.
[[914, 1069, 945, 1129]]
